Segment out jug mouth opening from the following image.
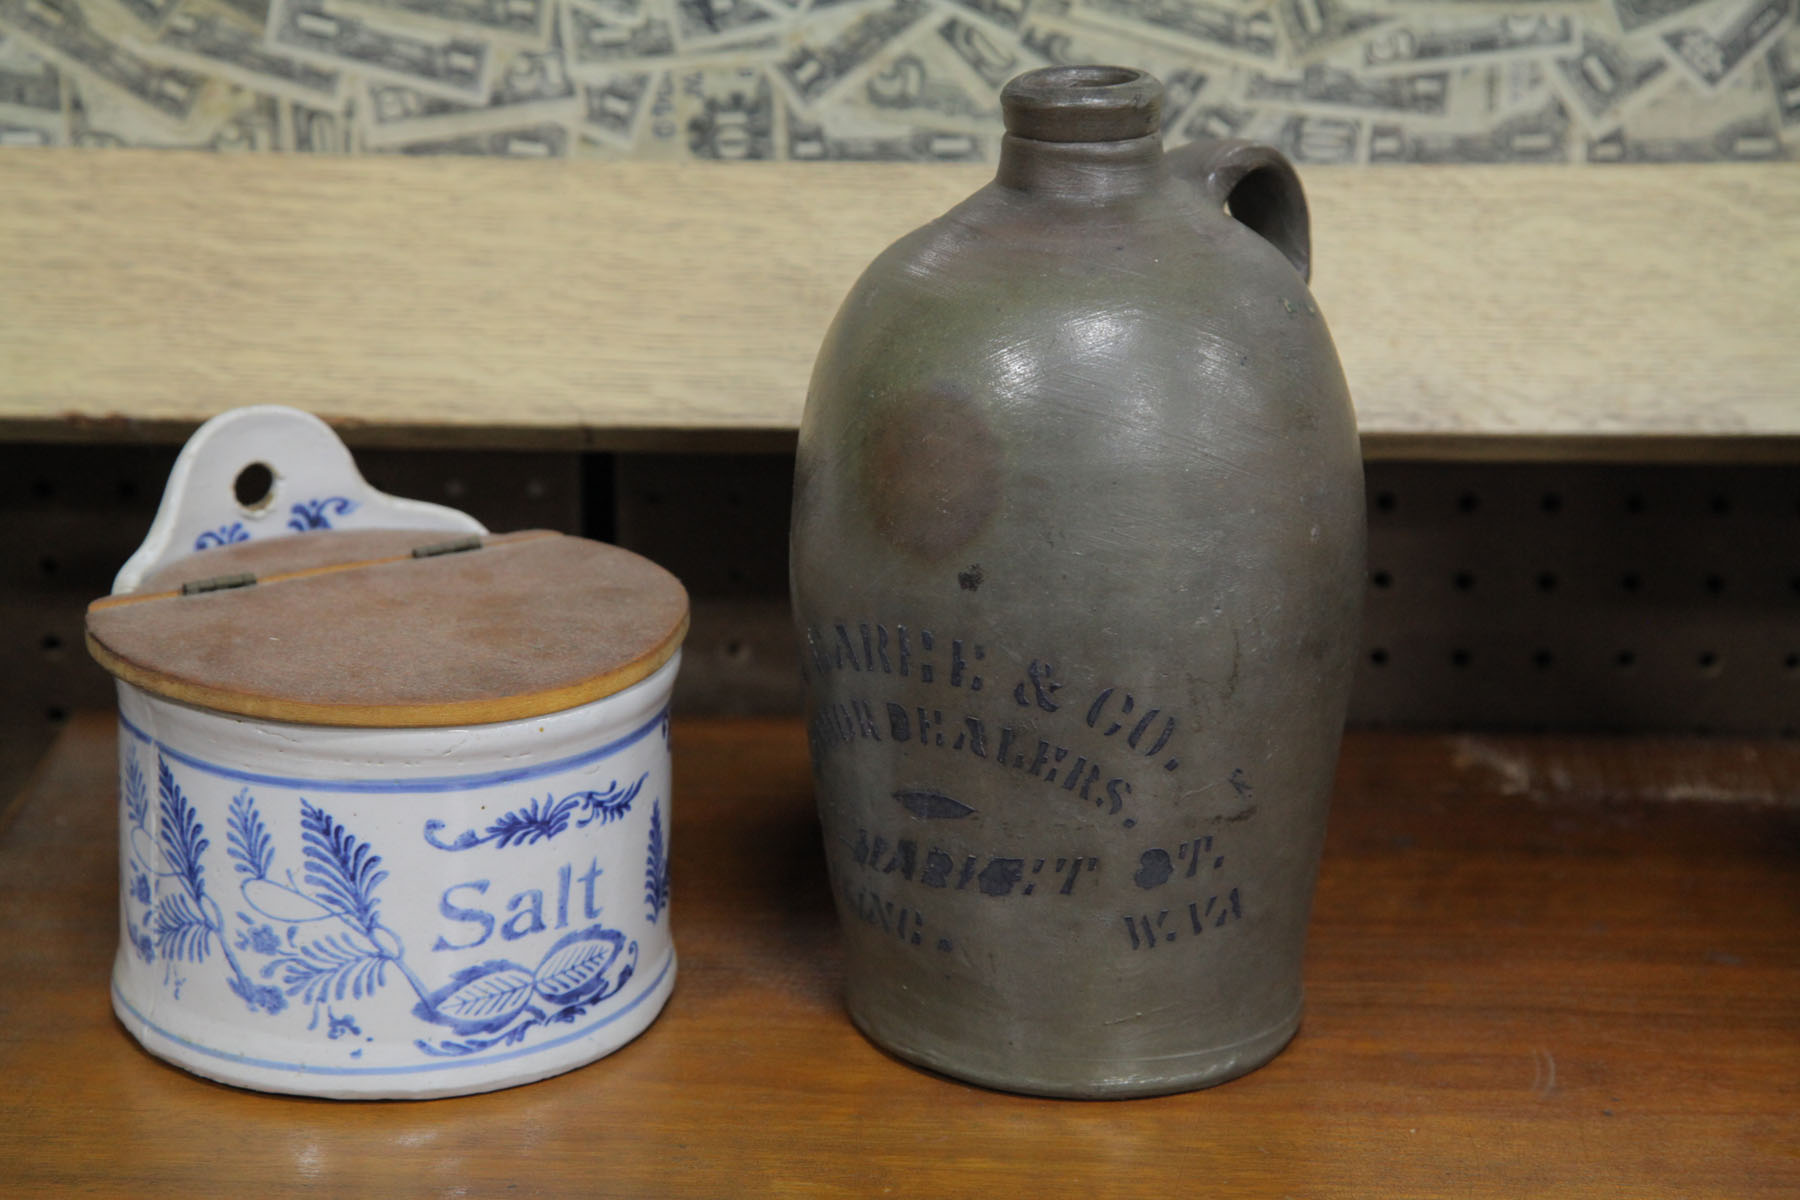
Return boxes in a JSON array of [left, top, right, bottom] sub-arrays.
[[1001, 65, 1164, 144]]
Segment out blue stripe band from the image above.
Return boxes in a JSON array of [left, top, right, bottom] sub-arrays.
[[115, 706, 667, 794]]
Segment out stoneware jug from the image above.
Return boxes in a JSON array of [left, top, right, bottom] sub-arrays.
[[789, 66, 1365, 1097]]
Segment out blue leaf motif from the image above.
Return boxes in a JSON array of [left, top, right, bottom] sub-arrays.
[[423, 793, 577, 852], [299, 800, 387, 934], [416, 961, 538, 1035], [269, 933, 388, 1005], [287, 497, 357, 532], [122, 755, 148, 830], [157, 757, 209, 906], [644, 799, 669, 922], [227, 789, 274, 880], [531, 926, 626, 1007], [155, 891, 212, 963]]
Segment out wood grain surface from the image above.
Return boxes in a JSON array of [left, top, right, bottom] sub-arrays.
[[86, 530, 689, 725], [1, 714, 1797, 1197], [1, 153, 1796, 459]]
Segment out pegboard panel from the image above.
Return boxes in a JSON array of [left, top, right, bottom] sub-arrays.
[[615, 455, 1800, 736], [8, 445, 1796, 788], [614, 454, 803, 716], [1354, 463, 1800, 735]]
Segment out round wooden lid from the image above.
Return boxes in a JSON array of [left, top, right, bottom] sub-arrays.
[[86, 529, 689, 727]]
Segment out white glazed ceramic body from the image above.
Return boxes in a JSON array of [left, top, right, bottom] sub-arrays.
[[111, 654, 679, 1099], [114, 405, 482, 595]]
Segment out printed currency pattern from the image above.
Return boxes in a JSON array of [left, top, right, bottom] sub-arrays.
[[0, 0, 1791, 159]]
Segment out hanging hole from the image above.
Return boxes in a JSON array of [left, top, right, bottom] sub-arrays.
[[233, 462, 275, 510], [1532, 649, 1554, 670], [1371, 570, 1392, 590], [1624, 493, 1645, 514], [1450, 649, 1471, 668], [40, 633, 62, 653], [39, 555, 57, 576], [1456, 492, 1479, 514], [1704, 573, 1725, 595], [117, 479, 139, 502], [1369, 648, 1389, 666], [1782, 652, 1799, 673], [1709, 493, 1731, 516], [1620, 572, 1642, 594], [725, 640, 751, 663], [1615, 650, 1637, 670], [1453, 571, 1475, 592], [1697, 650, 1721, 676], [46, 706, 67, 724], [31, 479, 53, 500], [1374, 490, 1396, 513], [1540, 492, 1563, 514], [1536, 571, 1558, 593]]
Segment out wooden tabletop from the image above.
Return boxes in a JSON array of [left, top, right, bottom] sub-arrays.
[[3, 713, 1797, 1197]]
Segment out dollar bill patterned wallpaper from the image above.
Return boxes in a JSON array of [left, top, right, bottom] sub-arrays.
[[0, 0, 1794, 161]]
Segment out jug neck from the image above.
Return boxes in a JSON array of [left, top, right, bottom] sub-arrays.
[[996, 134, 1166, 201], [995, 65, 1167, 202]]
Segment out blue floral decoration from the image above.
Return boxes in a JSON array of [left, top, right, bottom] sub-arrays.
[[423, 775, 645, 852], [287, 496, 357, 531], [194, 523, 250, 551], [220, 788, 637, 1055]]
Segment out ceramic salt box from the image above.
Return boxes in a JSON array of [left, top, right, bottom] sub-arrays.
[[85, 407, 688, 1099]]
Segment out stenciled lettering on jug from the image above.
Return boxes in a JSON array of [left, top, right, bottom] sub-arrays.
[[839, 824, 1246, 957], [846, 827, 1101, 898], [802, 617, 1220, 829], [841, 879, 955, 954]]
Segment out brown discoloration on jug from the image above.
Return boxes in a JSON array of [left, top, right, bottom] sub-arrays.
[[864, 385, 1002, 561]]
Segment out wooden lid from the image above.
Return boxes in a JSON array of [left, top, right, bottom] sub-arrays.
[[87, 529, 689, 727]]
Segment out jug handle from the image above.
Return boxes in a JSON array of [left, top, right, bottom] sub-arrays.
[[1169, 139, 1311, 283]]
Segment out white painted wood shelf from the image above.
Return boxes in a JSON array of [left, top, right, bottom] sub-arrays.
[[1, 152, 1795, 459]]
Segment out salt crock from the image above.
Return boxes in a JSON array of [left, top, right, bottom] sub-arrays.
[[87, 407, 688, 1099]]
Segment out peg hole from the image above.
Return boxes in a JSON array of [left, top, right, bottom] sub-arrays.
[[233, 462, 275, 510]]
